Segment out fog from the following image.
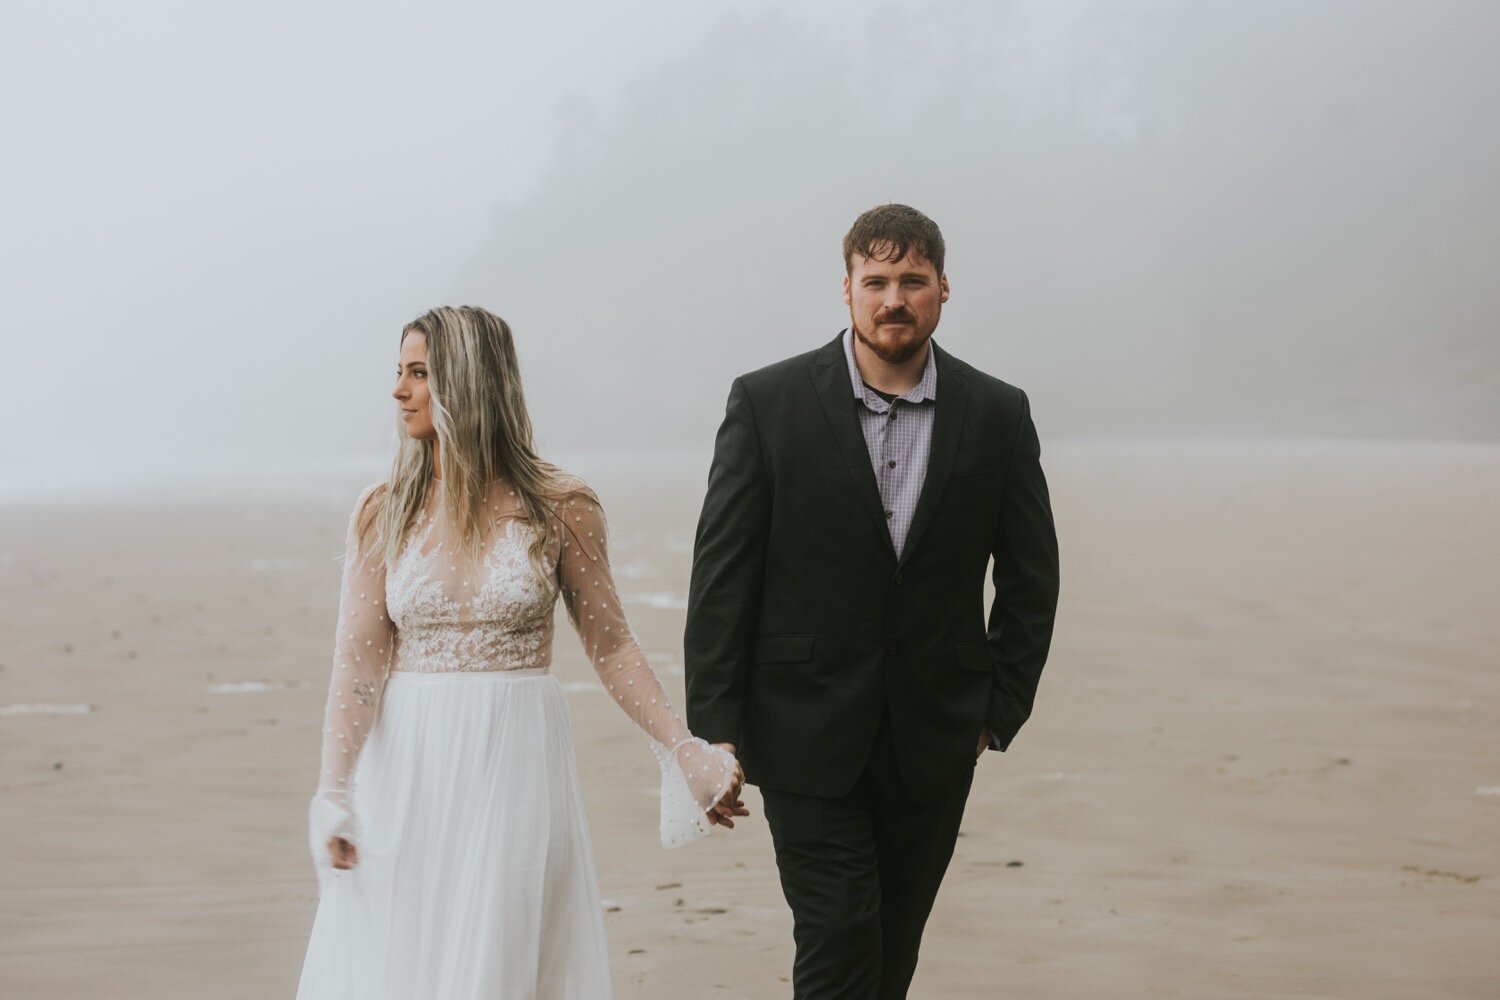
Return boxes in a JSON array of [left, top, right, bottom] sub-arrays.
[[4, 0, 1497, 499]]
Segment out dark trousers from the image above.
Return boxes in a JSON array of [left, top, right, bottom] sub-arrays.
[[760, 716, 975, 1000]]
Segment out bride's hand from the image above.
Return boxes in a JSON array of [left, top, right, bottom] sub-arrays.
[[706, 748, 749, 828], [706, 786, 749, 828], [328, 836, 360, 870]]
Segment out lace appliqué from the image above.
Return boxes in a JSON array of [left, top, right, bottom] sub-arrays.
[[385, 517, 560, 673]]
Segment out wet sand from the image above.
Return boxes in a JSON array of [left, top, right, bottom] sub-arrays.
[[1, 442, 1497, 998]]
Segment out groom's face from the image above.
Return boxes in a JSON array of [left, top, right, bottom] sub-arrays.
[[843, 246, 949, 365]]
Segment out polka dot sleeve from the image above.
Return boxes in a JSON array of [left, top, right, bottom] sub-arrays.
[[308, 484, 395, 877], [555, 488, 737, 846]]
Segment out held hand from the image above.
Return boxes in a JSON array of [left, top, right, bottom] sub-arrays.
[[707, 787, 750, 828], [975, 729, 993, 760], [328, 836, 359, 870], [706, 743, 750, 829]]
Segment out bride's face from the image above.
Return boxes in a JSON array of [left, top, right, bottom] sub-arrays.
[[393, 332, 436, 440]]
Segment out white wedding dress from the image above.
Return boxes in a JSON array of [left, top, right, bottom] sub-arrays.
[[296, 479, 734, 1000]]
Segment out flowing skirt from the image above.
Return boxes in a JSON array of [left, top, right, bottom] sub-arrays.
[[297, 669, 613, 999]]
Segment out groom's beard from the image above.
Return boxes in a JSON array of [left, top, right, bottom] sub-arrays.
[[852, 310, 932, 365]]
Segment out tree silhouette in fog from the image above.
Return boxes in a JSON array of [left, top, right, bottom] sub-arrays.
[[458, 0, 1500, 447]]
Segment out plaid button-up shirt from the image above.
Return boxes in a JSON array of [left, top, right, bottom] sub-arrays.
[[842, 328, 938, 557]]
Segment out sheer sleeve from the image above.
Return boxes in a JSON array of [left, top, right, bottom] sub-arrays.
[[555, 488, 737, 847], [308, 483, 396, 883]]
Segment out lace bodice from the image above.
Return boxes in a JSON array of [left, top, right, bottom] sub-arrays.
[[309, 477, 734, 869], [385, 514, 558, 673]]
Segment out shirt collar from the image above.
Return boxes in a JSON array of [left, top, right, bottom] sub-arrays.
[[842, 328, 938, 410]]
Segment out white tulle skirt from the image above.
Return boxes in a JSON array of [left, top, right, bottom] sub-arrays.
[[296, 669, 614, 1000]]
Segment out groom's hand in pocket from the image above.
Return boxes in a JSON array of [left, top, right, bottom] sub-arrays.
[[975, 728, 993, 760]]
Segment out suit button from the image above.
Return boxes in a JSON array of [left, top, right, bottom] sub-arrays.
[[886, 642, 899, 656], [894, 571, 903, 585]]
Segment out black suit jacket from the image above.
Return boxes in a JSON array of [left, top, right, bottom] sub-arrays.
[[684, 333, 1060, 801]]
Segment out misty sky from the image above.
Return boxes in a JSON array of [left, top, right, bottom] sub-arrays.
[[4, 0, 1497, 499]]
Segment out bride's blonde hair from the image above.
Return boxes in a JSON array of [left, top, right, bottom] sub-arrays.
[[357, 306, 571, 580]]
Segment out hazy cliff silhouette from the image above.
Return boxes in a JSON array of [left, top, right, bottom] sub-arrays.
[[455, 0, 1499, 449]]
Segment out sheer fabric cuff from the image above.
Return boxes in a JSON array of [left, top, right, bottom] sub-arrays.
[[653, 737, 736, 849], [308, 790, 360, 891]]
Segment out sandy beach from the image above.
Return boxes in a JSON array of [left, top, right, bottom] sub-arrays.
[[2, 441, 1496, 999]]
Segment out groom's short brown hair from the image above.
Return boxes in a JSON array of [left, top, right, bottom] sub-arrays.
[[842, 203, 946, 277]]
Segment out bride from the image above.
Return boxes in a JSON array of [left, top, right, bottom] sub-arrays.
[[296, 305, 746, 999]]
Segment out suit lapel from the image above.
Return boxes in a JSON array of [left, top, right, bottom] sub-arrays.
[[809, 335, 898, 561], [898, 342, 968, 567]]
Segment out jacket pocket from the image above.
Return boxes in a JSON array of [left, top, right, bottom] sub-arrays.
[[956, 643, 993, 673], [950, 467, 998, 489], [753, 633, 816, 663]]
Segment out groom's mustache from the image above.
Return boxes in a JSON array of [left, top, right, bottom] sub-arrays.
[[878, 309, 916, 325]]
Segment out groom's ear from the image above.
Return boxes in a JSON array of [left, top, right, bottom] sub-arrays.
[[940, 274, 950, 303], [842, 273, 852, 306]]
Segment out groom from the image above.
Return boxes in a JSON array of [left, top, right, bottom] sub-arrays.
[[685, 204, 1060, 999]]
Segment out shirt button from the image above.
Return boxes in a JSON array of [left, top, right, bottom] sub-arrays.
[[888, 412, 897, 421], [885, 510, 894, 519], [887, 460, 897, 468]]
